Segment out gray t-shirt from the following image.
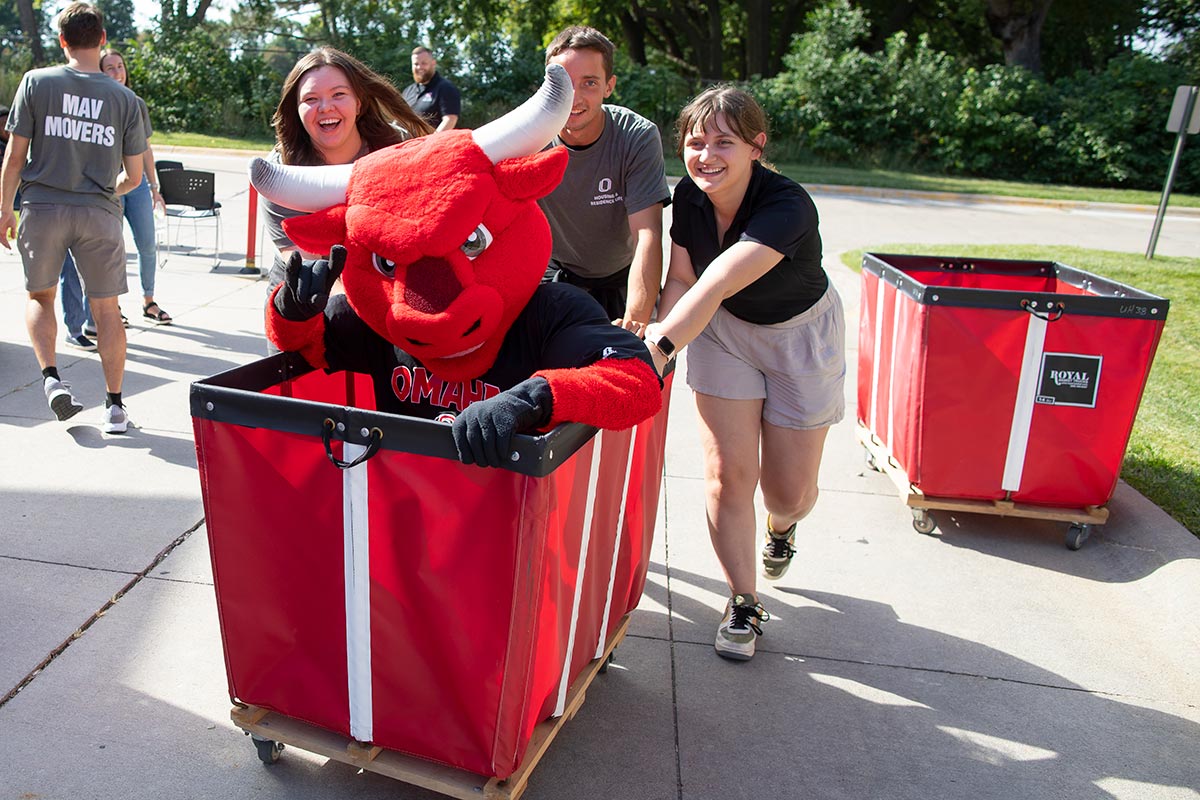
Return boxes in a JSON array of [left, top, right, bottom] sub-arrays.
[[7, 65, 146, 216], [538, 105, 670, 280]]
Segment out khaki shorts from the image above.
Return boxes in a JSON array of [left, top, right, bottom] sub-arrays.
[[685, 285, 846, 430], [18, 203, 127, 297]]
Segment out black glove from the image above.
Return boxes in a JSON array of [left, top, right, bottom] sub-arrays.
[[273, 245, 347, 321], [451, 377, 553, 468]]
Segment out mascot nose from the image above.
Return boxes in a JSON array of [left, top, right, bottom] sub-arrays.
[[404, 257, 463, 314]]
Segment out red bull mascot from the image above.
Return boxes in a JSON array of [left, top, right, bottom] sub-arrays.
[[249, 65, 662, 465]]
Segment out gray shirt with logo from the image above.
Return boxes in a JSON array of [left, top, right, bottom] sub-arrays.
[[7, 65, 146, 216], [538, 105, 670, 280]]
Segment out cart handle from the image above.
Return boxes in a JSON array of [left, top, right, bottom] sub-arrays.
[[322, 418, 384, 469], [1020, 299, 1065, 321]]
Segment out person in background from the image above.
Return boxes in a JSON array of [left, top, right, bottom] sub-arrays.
[[1, 2, 146, 433], [262, 46, 433, 352], [0, 105, 9, 160], [402, 46, 460, 131], [644, 85, 846, 661], [538, 25, 670, 335], [60, 46, 167, 352]]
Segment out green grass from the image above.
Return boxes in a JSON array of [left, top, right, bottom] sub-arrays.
[[664, 156, 1200, 208], [154, 131, 276, 151], [841, 244, 1199, 536]]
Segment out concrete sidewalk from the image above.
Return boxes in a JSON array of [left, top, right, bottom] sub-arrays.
[[1, 152, 1198, 800]]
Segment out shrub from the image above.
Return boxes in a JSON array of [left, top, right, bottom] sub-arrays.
[[1051, 55, 1200, 191], [936, 64, 1061, 180]]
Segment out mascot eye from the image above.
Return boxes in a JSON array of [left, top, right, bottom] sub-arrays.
[[372, 252, 397, 278], [460, 224, 493, 260]]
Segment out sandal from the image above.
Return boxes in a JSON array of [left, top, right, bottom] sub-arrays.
[[143, 301, 172, 325]]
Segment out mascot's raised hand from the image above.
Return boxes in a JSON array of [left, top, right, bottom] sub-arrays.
[[275, 246, 347, 321]]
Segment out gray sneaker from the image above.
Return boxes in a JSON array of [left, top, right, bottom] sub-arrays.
[[714, 594, 769, 661], [102, 403, 128, 434], [761, 515, 797, 581], [44, 377, 84, 421]]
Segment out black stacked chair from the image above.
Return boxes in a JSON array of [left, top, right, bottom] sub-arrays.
[[158, 168, 222, 266]]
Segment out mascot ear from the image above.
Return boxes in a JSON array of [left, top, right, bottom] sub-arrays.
[[493, 147, 569, 202], [281, 206, 349, 254]]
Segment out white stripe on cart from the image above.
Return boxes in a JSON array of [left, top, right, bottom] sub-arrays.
[[342, 442, 373, 742], [554, 431, 605, 717]]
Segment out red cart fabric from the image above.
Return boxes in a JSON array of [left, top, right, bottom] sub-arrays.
[[857, 254, 1168, 508], [192, 356, 671, 778]]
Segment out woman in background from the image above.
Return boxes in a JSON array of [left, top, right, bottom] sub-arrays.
[[644, 86, 846, 661], [263, 47, 433, 302]]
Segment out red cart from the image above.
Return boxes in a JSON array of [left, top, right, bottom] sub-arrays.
[[857, 253, 1168, 549], [191, 353, 672, 797]]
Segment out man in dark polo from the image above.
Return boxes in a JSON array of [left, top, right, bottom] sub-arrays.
[[402, 46, 461, 131]]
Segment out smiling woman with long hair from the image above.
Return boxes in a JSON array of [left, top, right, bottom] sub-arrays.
[[644, 85, 846, 661], [261, 47, 432, 350]]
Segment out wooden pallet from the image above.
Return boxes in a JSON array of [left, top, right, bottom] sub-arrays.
[[856, 423, 1108, 547], [230, 614, 630, 800]]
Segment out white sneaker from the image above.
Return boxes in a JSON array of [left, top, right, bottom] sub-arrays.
[[102, 403, 129, 434], [714, 594, 769, 661], [44, 377, 84, 421]]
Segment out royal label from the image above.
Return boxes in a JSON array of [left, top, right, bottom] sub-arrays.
[[1035, 353, 1102, 407]]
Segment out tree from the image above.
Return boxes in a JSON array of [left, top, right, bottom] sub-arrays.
[[1143, 0, 1200, 79], [15, 0, 45, 66], [159, 0, 215, 35], [984, 0, 1054, 72], [602, 0, 809, 80], [99, 0, 138, 43]]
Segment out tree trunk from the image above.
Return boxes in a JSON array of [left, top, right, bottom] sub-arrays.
[[17, 0, 46, 66], [189, 0, 214, 27], [619, 5, 649, 65], [770, 0, 806, 76], [699, 0, 724, 80], [985, 0, 1054, 73], [743, 0, 771, 78]]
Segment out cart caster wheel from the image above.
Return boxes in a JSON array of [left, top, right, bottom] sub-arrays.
[[252, 735, 284, 765], [863, 448, 880, 472], [1065, 524, 1090, 551], [598, 651, 615, 674], [912, 511, 936, 535]]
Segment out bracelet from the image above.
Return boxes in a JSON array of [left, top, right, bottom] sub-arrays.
[[150, 183, 159, 190]]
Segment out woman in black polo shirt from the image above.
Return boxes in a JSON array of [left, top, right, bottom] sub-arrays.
[[644, 86, 846, 661]]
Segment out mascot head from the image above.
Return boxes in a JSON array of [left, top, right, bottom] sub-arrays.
[[249, 65, 572, 381]]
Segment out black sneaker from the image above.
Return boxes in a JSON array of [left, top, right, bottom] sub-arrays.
[[761, 515, 797, 581], [714, 594, 769, 661], [82, 313, 128, 337], [64, 333, 98, 351]]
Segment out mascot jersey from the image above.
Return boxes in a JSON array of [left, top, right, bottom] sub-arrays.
[[321, 283, 655, 420]]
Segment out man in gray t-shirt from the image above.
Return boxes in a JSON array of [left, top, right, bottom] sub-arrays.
[[0, 2, 146, 432], [538, 26, 670, 332]]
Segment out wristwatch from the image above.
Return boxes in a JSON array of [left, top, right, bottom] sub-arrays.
[[646, 331, 677, 360]]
